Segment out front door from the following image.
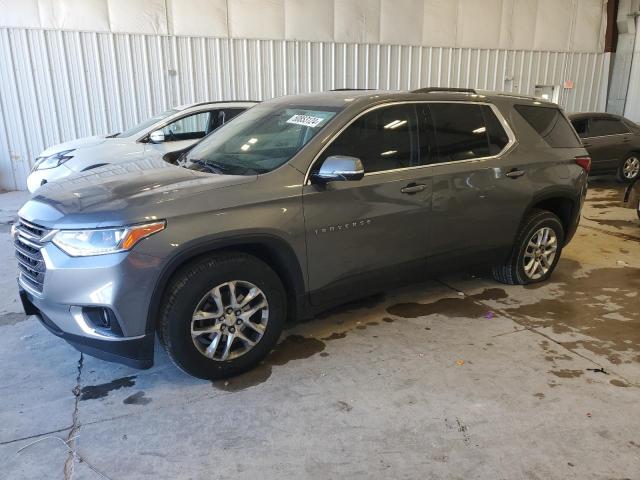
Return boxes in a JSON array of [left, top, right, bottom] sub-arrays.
[[303, 103, 433, 305], [146, 110, 215, 157]]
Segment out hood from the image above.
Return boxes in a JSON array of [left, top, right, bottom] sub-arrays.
[[20, 157, 256, 228], [38, 134, 115, 157]]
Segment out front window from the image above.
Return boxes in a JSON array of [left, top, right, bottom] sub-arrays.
[[161, 111, 211, 141], [184, 103, 340, 175], [116, 109, 179, 138]]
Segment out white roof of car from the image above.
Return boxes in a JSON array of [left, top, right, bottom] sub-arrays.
[[174, 100, 258, 111]]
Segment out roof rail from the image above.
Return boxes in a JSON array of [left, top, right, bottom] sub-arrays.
[[412, 87, 477, 94], [330, 88, 376, 91]]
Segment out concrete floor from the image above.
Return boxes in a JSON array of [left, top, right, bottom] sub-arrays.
[[1, 178, 639, 480]]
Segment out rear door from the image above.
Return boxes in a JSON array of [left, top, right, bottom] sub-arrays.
[[423, 102, 529, 270], [302, 103, 434, 305], [583, 116, 632, 172]]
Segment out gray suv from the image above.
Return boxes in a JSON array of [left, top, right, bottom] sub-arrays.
[[14, 88, 589, 379]]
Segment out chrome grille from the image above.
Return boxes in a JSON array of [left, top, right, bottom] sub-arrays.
[[13, 218, 50, 293]]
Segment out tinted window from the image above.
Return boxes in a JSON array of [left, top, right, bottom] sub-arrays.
[[571, 118, 589, 138], [514, 105, 581, 147], [320, 104, 419, 173], [209, 108, 246, 131], [428, 103, 490, 162], [482, 105, 510, 155], [589, 117, 629, 136]]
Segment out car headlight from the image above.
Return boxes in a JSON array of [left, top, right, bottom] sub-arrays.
[[33, 149, 75, 171], [52, 221, 166, 257]]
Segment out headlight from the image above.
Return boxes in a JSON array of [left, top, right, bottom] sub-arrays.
[[33, 149, 75, 171], [52, 221, 166, 257]]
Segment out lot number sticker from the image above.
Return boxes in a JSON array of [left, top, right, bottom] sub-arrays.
[[286, 114, 325, 128]]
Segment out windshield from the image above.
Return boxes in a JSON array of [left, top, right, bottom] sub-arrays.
[[184, 103, 340, 175], [116, 109, 179, 137]]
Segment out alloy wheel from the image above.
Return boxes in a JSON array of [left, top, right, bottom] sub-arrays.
[[623, 156, 640, 180], [523, 227, 558, 280], [190, 280, 269, 361]]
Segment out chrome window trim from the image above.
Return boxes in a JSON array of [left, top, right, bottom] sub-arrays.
[[579, 132, 631, 140], [304, 100, 517, 185]]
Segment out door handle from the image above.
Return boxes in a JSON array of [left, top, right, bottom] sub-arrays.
[[622, 137, 631, 143], [505, 169, 525, 179], [401, 183, 427, 194], [582, 143, 592, 148]]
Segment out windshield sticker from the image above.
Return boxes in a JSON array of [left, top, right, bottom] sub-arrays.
[[286, 114, 325, 128]]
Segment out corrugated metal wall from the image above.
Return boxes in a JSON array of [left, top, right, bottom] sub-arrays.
[[0, 28, 608, 191]]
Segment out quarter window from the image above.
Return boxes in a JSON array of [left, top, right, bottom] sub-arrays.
[[514, 105, 581, 148], [588, 117, 629, 137], [428, 103, 491, 163], [571, 118, 589, 138], [319, 104, 419, 174], [482, 106, 510, 155]]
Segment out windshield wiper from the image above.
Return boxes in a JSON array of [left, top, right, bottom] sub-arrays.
[[188, 159, 228, 174]]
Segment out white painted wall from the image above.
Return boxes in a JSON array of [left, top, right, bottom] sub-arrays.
[[624, 15, 640, 121], [0, 0, 607, 51], [0, 0, 610, 190]]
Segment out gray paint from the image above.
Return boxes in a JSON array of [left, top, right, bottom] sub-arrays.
[[16, 89, 588, 363]]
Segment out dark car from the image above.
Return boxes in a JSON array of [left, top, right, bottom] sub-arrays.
[[569, 112, 640, 181], [15, 88, 589, 379]]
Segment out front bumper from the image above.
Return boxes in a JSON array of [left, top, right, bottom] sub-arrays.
[[16, 240, 164, 369], [20, 288, 154, 368]]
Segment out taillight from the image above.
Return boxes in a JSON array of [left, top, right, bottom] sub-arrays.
[[575, 156, 591, 173]]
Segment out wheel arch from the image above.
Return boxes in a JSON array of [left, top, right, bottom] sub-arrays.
[[146, 234, 308, 335], [523, 189, 580, 243]]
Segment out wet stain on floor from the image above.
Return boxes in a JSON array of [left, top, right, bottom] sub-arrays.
[[550, 369, 584, 379], [0, 313, 27, 326], [316, 293, 386, 320], [212, 334, 325, 392], [610, 379, 629, 388], [585, 217, 637, 231], [123, 391, 152, 405], [80, 375, 136, 401], [386, 287, 508, 319], [507, 262, 640, 365], [321, 331, 347, 341]]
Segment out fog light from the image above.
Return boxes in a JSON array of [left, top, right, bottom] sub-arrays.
[[82, 307, 123, 336]]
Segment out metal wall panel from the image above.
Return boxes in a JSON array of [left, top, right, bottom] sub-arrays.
[[0, 28, 608, 191]]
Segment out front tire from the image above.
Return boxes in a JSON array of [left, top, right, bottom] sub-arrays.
[[492, 209, 565, 285], [618, 154, 640, 182], [159, 252, 286, 379]]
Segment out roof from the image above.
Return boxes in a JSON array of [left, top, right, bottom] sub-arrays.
[[264, 88, 557, 110], [567, 111, 621, 119], [174, 100, 259, 111]]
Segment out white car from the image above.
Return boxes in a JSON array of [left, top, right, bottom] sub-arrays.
[[27, 101, 257, 192]]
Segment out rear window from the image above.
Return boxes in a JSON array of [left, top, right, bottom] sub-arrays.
[[589, 117, 629, 136], [428, 103, 491, 162], [426, 103, 510, 163], [515, 105, 581, 148]]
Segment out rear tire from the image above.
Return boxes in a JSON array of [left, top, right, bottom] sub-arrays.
[[617, 154, 640, 182], [492, 209, 565, 285], [159, 252, 286, 380]]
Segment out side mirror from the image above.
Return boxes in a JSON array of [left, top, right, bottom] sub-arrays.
[[149, 130, 165, 143], [312, 155, 364, 183]]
